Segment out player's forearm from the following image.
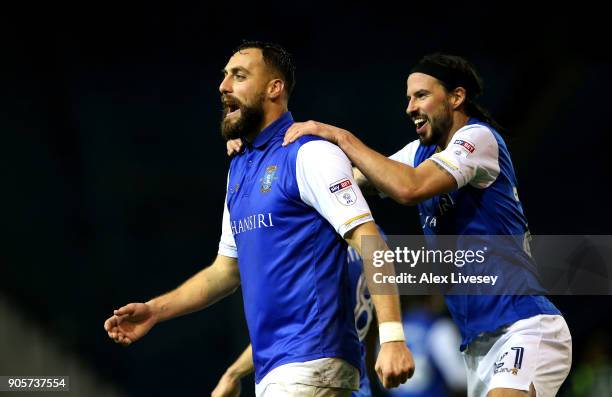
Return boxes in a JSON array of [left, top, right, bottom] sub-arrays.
[[225, 345, 254, 380], [362, 247, 402, 324], [353, 167, 378, 196], [338, 132, 421, 205], [345, 223, 402, 324], [361, 246, 405, 342], [369, 293, 402, 323], [147, 256, 240, 323]]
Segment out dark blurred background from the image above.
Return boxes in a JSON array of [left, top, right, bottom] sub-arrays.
[[1, 2, 611, 396]]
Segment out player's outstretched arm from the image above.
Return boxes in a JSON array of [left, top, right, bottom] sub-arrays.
[[345, 221, 415, 388], [284, 121, 456, 205], [104, 255, 240, 346], [211, 344, 254, 397]]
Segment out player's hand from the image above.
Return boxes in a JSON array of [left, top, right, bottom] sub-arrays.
[[375, 341, 415, 388], [226, 139, 243, 156], [282, 120, 348, 146], [211, 372, 241, 397], [103, 302, 158, 346]]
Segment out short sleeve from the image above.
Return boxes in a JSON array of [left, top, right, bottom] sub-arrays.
[[218, 174, 238, 258], [429, 125, 500, 189], [388, 139, 421, 167], [296, 140, 374, 237]]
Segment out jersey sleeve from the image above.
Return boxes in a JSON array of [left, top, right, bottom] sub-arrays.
[[295, 140, 374, 237], [218, 173, 238, 258], [429, 124, 500, 189], [388, 139, 420, 167]]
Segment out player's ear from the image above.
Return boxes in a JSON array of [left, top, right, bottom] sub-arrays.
[[450, 87, 467, 110], [267, 79, 284, 100]]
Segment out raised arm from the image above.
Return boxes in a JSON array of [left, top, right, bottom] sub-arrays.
[[284, 121, 456, 205]]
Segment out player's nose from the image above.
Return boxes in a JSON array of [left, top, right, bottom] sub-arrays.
[[219, 75, 232, 94], [406, 97, 417, 115]]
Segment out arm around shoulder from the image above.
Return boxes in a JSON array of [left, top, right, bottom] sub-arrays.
[[338, 133, 456, 205]]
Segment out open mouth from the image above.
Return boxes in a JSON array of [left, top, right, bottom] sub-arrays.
[[223, 100, 242, 119], [413, 117, 428, 134]]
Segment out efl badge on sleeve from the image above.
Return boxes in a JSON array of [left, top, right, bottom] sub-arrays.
[[329, 178, 357, 206], [453, 139, 476, 155], [261, 165, 278, 193]]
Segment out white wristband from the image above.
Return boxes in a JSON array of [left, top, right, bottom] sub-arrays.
[[379, 321, 405, 344]]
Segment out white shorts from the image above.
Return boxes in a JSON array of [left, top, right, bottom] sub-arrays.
[[255, 357, 358, 397], [463, 314, 572, 397], [257, 383, 352, 397]]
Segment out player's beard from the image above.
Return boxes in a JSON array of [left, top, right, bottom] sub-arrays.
[[220, 93, 265, 141], [419, 101, 453, 146]]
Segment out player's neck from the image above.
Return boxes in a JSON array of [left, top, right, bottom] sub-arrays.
[[245, 104, 288, 142], [440, 112, 470, 149]]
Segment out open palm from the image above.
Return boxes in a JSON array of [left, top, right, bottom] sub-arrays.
[[104, 302, 157, 346]]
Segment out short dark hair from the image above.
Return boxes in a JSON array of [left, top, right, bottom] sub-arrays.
[[233, 40, 296, 99]]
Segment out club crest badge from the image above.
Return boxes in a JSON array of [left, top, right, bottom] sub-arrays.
[[261, 165, 278, 193], [329, 178, 357, 206]]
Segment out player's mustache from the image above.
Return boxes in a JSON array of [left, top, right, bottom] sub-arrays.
[[410, 111, 427, 120], [221, 95, 243, 108]]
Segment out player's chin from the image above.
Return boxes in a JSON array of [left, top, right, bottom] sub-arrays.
[[418, 132, 434, 146]]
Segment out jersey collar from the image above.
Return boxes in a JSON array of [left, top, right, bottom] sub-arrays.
[[251, 111, 294, 149]]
